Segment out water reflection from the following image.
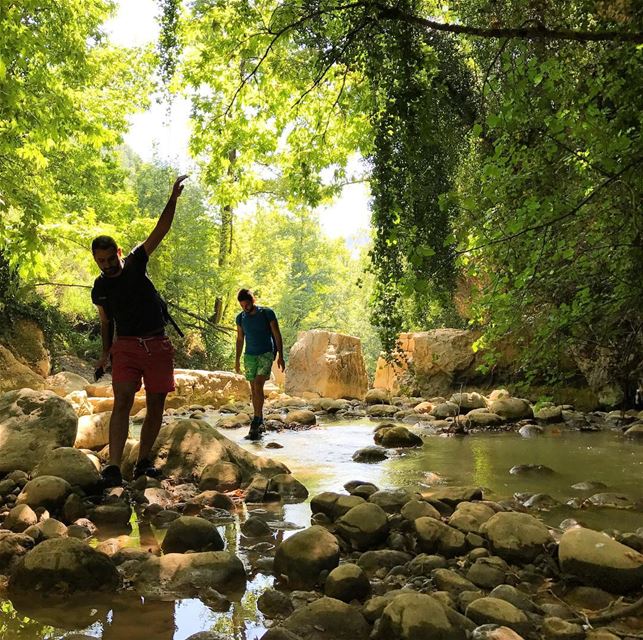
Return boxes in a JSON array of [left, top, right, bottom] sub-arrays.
[[2, 576, 272, 640]]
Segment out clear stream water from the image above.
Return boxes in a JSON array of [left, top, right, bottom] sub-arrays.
[[1, 417, 641, 639]]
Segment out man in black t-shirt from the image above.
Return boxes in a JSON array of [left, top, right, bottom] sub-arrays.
[[91, 175, 187, 487]]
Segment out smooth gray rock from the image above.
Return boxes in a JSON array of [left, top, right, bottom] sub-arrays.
[[415, 517, 467, 556]]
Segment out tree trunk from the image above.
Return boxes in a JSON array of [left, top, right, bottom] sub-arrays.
[[211, 148, 237, 325]]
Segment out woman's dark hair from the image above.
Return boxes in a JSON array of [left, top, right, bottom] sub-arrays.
[[237, 288, 254, 302], [91, 235, 118, 254]]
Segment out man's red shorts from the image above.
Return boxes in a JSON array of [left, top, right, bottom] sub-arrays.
[[110, 336, 175, 393]]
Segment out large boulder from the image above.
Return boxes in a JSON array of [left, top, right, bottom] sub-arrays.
[[285, 409, 316, 426], [368, 489, 417, 514], [273, 526, 340, 589], [32, 447, 101, 492], [374, 425, 422, 448], [449, 392, 487, 411], [481, 512, 553, 562], [170, 369, 250, 408], [85, 381, 113, 398], [374, 592, 466, 640], [15, 476, 71, 511], [122, 419, 289, 480], [131, 551, 246, 598], [311, 492, 366, 520], [64, 390, 93, 417], [558, 527, 643, 593], [357, 550, 413, 579], [0, 346, 46, 394], [373, 329, 480, 396], [74, 411, 111, 449], [282, 597, 371, 640], [268, 474, 309, 501], [285, 330, 368, 400], [9, 537, 119, 593], [0, 388, 77, 474], [365, 388, 390, 405]]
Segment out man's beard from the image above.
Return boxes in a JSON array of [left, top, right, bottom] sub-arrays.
[[102, 265, 120, 276]]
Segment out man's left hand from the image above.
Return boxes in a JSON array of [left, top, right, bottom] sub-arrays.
[[171, 175, 189, 199], [277, 355, 285, 372]]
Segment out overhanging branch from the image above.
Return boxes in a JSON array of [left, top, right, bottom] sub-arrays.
[[375, 4, 643, 43]]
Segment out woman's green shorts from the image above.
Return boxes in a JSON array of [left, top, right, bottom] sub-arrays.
[[243, 351, 273, 380]]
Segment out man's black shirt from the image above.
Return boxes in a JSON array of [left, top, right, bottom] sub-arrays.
[[91, 245, 165, 337]]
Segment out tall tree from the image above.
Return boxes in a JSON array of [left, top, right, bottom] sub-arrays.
[[0, 1, 153, 270]]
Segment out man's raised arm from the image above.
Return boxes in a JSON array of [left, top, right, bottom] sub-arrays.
[[143, 174, 189, 256]]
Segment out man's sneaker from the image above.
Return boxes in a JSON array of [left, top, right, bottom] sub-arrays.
[[101, 464, 123, 488], [244, 416, 264, 441], [133, 458, 162, 480]]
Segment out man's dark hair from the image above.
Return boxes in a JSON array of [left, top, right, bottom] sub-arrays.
[[91, 235, 118, 254], [237, 288, 254, 302]]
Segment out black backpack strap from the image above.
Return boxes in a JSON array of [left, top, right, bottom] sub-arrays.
[[157, 293, 184, 338], [167, 312, 184, 338]]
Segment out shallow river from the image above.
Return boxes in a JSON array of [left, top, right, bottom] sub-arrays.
[[1, 417, 641, 639]]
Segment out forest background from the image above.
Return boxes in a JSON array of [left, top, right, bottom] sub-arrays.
[[0, 0, 641, 400]]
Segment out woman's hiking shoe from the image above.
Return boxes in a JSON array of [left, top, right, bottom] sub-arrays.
[[101, 464, 123, 488], [133, 458, 162, 480], [244, 416, 265, 441]]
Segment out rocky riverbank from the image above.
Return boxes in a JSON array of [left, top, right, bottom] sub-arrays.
[[0, 375, 642, 639]]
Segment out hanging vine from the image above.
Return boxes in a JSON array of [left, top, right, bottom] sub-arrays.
[[364, 0, 476, 352]]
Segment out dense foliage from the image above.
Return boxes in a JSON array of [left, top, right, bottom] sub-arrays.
[[0, 0, 640, 397], [174, 0, 640, 395]]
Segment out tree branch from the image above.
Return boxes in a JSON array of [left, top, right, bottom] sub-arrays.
[[29, 284, 233, 334], [32, 282, 91, 289], [375, 4, 643, 43], [166, 301, 233, 334]]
